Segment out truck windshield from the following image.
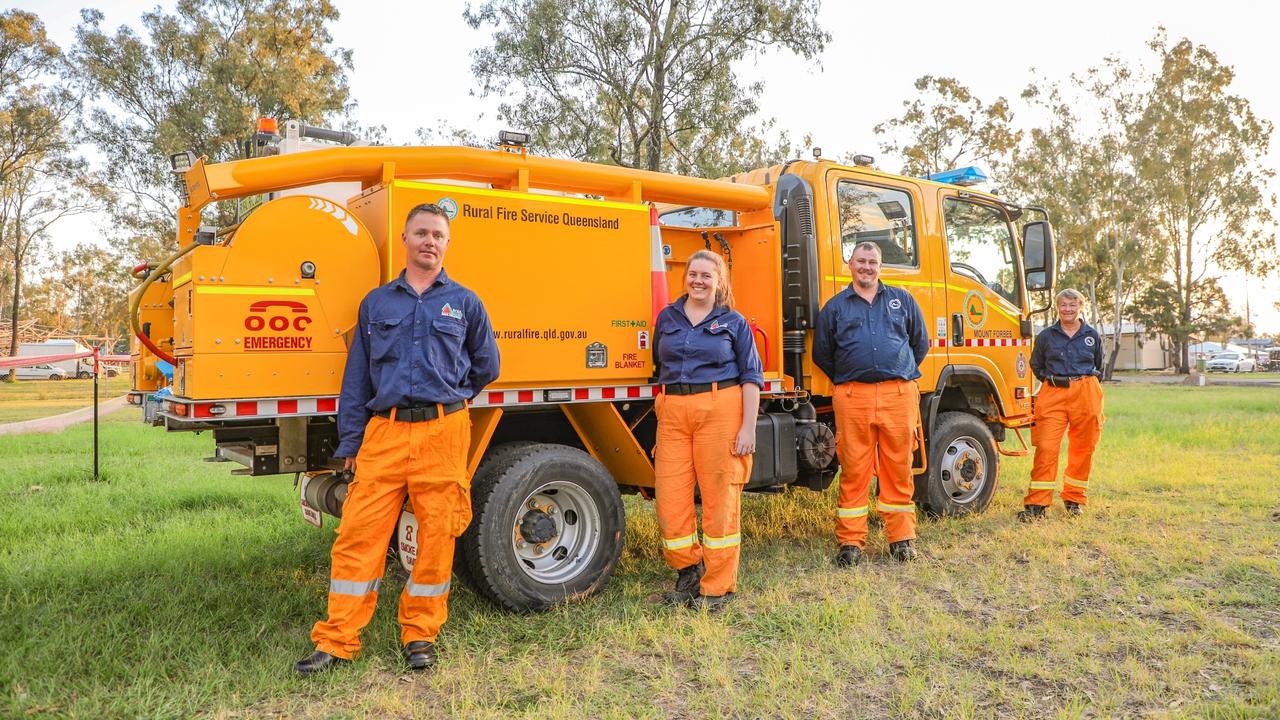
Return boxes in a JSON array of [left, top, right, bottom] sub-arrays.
[[659, 206, 737, 228]]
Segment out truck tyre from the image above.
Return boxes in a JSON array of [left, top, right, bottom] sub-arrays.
[[460, 443, 624, 612], [451, 441, 539, 588], [915, 411, 998, 516]]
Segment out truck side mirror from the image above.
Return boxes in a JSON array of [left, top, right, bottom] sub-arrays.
[[1023, 221, 1055, 292]]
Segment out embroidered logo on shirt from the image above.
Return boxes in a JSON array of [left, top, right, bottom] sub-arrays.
[[889, 298, 902, 310], [440, 303, 464, 320], [1084, 336, 1095, 347]]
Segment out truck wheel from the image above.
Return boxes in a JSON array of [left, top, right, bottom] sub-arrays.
[[916, 411, 998, 516], [451, 441, 538, 587], [460, 443, 624, 612]]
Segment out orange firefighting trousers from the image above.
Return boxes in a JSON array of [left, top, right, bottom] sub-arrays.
[[1025, 376, 1104, 507], [654, 384, 752, 597], [832, 379, 920, 546], [311, 408, 472, 659]]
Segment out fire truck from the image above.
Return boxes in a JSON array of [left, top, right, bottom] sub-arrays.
[[129, 122, 1056, 612]]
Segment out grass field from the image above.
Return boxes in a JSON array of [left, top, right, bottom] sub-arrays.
[[1, 384, 1277, 719], [0, 376, 132, 424]]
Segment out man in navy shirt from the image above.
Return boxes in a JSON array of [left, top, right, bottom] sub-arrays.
[[297, 203, 499, 675], [814, 242, 929, 565], [1019, 288, 1104, 521]]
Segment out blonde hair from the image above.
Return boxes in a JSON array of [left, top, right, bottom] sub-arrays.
[[685, 250, 735, 309], [1055, 288, 1085, 304]]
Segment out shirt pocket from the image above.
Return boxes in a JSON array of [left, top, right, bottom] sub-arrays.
[[1068, 340, 1094, 370], [889, 309, 908, 334], [428, 315, 468, 376], [701, 325, 735, 365], [368, 316, 404, 362], [657, 325, 684, 368]]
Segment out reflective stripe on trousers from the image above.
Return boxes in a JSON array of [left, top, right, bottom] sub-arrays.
[[1025, 377, 1104, 507], [832, 379, 920, 546], [310, 409, 472, 659], [654, 384, 751, 597]]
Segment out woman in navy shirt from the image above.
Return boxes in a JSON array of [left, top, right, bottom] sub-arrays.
[[652, 249, 764, 611]]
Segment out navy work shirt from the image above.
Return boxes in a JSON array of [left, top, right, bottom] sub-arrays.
[[336, 268, 500, 457], [1030, 320, 1103, 381], [812, 282, 929, 384], [653, 297, 765, 388]]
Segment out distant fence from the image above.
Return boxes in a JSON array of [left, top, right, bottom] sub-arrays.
[[0, 349, 132, 371]]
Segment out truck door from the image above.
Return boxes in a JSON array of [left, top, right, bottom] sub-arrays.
[[825, 173, 945, 387], [938, 191, 1029, 414]]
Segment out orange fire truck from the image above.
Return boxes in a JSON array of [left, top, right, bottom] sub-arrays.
[[129, 122, 1055, 611]]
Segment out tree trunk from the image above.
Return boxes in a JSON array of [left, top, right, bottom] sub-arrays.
[[645, 0, 678, 173], [1104, 264, 1125, 381]]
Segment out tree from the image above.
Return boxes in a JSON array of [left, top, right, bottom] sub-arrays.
[[70, 0, 354, 253], [1130, 277, 1233, 361], [1, 163, 101, 377], [464, 0, 828, 177], [1129, 30, 1277, 372], [0, 11, 71, 186], [874, 76, 1021, 177], [25, 241, 133, 346], [0, 9, 83, 378]]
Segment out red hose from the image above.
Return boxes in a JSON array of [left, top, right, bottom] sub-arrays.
[[750, 320, 770, 367]]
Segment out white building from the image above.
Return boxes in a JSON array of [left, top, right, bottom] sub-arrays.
[[1101, 322, 1172, 370]]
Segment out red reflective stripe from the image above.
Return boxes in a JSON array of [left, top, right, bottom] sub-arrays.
[[574, 388, 589, 400], [601, 387, 615, 399], [517, 390, 534, 403], [317, 398, 337, 412], [278, 399, 297, 414], [626, 386, 641, 398], [488, 391, 504, 404], [236, 401, 256, 416], [194, 403, 214, 418]]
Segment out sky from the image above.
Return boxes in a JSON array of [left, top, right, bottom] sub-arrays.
[[16, 0, 1280, 333]]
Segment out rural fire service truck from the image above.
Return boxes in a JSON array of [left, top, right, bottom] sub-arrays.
[[128, 122, 1055, 612]]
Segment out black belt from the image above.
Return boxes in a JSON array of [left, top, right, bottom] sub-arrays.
[[1045, 375, 1088, 388], [374, 401, 467, 422], [663, 379, 740, 396]]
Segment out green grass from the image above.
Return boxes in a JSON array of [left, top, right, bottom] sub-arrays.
[[1, 385, 1277, 719], [0, 377, 132, 424]]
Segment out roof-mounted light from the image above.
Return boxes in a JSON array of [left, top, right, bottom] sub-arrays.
[[169, 150, 196, 174], [926, 166, 988, 187], [498, 130, 530, 146], [851, 154, 875, 167]]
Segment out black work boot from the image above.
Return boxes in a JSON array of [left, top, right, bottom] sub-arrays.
[[889, 540, 918, 563], [665, 560, 705, 605], [294, 650, 349, 676], [402, 641, 438, 671], [835, 544, 862, 568], [691, 592, 735, 613], [1063, 501, 1083, 517], [1017, 505, 1048, 523]]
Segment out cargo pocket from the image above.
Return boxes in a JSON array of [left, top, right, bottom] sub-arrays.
[[452, 482, 473, 537]]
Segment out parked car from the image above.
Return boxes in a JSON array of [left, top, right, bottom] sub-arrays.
[[13, 363, 69, 381], [1205, 352, 1255, 373]]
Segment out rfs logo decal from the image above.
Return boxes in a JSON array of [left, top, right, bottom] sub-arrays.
[[1016, 352, 1028, 379], [244, 300, 312, 332]]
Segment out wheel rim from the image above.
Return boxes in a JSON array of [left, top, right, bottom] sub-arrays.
[[938, 435, 988, 505], [510, 480, 601, 584]]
